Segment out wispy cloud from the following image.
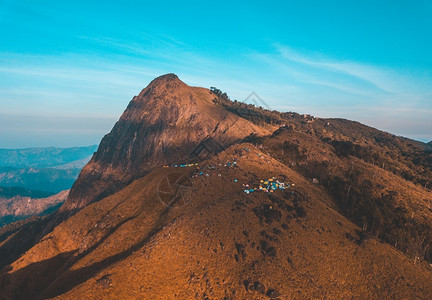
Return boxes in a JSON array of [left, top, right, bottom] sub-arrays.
[[276, 45, 396, 93], [253, 45, 431, 106], [247, 45, 432, 141]]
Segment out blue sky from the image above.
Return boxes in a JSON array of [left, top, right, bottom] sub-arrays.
[[1, 0, 431, 148]]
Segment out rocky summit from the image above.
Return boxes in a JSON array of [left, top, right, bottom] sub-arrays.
[[61, 74, 269, 216]]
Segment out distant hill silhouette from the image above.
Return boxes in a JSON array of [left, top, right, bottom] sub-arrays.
[[0, 146, 96, 194], [0, 146, 97, 169]]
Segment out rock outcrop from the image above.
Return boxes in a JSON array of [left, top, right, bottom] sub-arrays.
[[61, 74, 268, 215]]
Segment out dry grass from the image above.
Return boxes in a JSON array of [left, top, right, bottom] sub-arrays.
[[1, 144, 431, 299]]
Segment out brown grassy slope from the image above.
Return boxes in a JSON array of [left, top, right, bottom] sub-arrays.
[[0, 165, 184, 299], [317, 118, 432, 189], [299, 117, 432, 190], [1, 143, 431, 299], [0, 214, 55, 274], [255, 127, 432, 262]]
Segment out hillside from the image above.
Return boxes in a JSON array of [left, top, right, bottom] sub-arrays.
[[0, 74, 431, 299], [0, 144, 431, 299], [0, 187, 59, 227], [0, 190, 68, 227], [254, 126, 432, 262]]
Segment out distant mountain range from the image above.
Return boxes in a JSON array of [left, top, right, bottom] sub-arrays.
[[0, 146, 97, 227], [0, 145, 97, 194], [0, 145, 97, 169], [0, 186, 53, 199], [0, 166, 82, 194]]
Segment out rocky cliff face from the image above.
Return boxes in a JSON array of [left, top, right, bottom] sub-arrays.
[[60, 74, 268, 215]]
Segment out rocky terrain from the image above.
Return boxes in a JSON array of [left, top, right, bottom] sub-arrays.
[[0, 74, 431, 299], [0, 190, 68, 227], [61, 74, 269, 217]]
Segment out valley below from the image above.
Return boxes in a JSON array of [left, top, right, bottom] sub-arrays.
[[0, 146, 97, 227]]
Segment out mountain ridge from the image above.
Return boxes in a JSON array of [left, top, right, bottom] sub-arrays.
[[0, 74, 431, 299], [0, 145, 97, 169], [0, 145, 96, 196], [0, 190, 68, 227]]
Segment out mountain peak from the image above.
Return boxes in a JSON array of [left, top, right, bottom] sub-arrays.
[[58, 74, 269, 216], [153, 73, 179, 81], [146, 73, 184, 89], [129, 73, 190, 110]]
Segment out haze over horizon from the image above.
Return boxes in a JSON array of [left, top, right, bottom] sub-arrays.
[[1, 0, 431, 148]]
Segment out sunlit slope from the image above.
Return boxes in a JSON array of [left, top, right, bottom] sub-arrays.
[[1, 144, 431, 299]]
